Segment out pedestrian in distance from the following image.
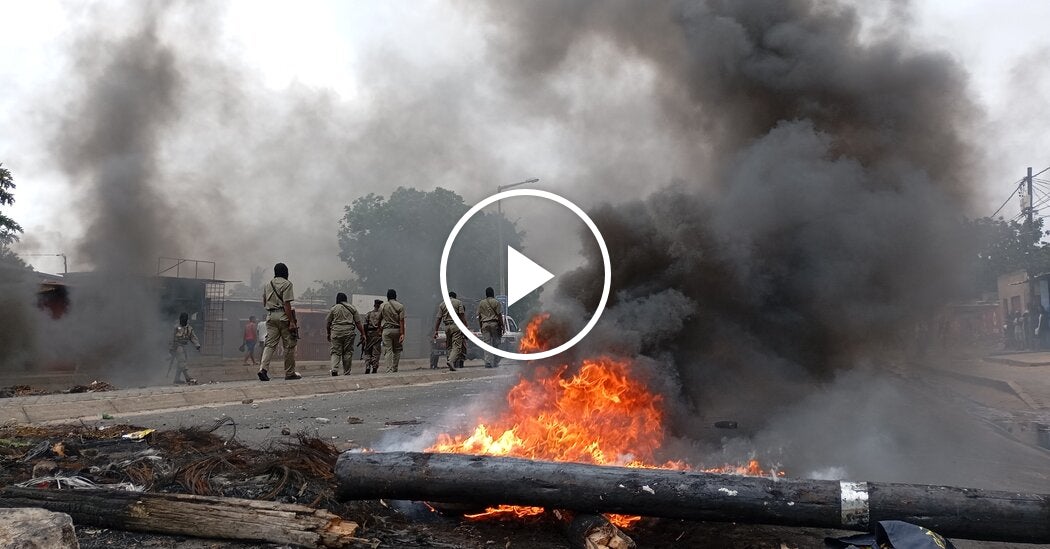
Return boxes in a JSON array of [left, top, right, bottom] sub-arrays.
[[1004, 311, 1016, 350], [242, 315, 258, 366], [477, 287, 505, 368], [256, 316, 267, 362], [380, 289, 406, 372], [1023, 308, 1035, 350], [433, 291, 466, 372], [1039, 305, 1050, 350], [259, 262, 300, 381], [327, 292, 365, 376], [362, 299, 383, 374], [170, 312, 200, 385]]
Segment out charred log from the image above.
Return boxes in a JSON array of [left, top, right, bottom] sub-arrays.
[[0, 488, 359, 548], [335, 451, 1050, 543]]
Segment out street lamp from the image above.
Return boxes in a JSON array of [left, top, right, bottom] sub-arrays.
[[24, 253, 67, 275], [496, 178, 540, 299]]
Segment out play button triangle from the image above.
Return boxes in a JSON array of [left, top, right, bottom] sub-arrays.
[[507, 246, 554, 307]]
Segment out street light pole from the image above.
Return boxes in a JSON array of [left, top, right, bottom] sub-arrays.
[[25, 253, 67, 275], [496, 178, 540, 298]]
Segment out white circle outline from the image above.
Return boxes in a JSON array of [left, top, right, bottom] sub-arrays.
[[440, 189, 611, 361]]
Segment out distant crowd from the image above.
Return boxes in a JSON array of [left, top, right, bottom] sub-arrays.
[[1003, 306, 1050, 351]]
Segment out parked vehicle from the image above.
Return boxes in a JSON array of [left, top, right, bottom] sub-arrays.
[[431, 315, 521, 368]]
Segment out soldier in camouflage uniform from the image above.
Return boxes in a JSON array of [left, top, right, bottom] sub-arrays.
[[433, 291, 466, 371], [362, 299, 383, 374], [477, 287, 504, 368], [170, 312, 201, 385], [326, 292, 365, 376]]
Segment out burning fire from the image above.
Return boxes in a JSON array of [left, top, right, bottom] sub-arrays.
[[517, 313, 551, 353], [427, 314, 775, 528]]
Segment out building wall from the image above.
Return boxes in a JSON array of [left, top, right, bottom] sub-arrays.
[[220, 299, 427, 360], [998, 270, 1032, 317]]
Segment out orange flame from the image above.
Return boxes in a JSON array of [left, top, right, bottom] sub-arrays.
[[518, 313, 551, 353], [427, 314, 776, 529]]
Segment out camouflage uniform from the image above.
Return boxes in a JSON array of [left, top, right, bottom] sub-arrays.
[[170, 324, 200, 384], [477, 297, 503, 368], [326, 302, 361, 375], [362, 307, 383, 374], [437, 297, 466, 370], [380, 299, 406, 372], [260, 277, 297, 377]]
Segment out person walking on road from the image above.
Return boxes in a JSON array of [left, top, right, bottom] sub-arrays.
[[327, 292, 365, 376], [259, 262, 300, 381], [433, 291, 466, 372], [170, 312, 201, 385], [380, 289, 406, 372], [362, 299, 383, 374], [256, 316, 267, 362], [1039, 305, 1050, 350], [242, 315, 258, 366], [477, 287, 504, 368]]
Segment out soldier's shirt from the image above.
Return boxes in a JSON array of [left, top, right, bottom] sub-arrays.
[[365, 309, 383, 332], [478, 297, 502, 323], [173, 325, 200, 347], [263, 277, 295, 320], [326, 303, 361, 338], [380, 299, 406, 330], [438, 298, 466, 330]]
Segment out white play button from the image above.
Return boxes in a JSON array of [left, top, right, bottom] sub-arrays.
[[506, 246, 554, 307], [440, 188, 610, 362]]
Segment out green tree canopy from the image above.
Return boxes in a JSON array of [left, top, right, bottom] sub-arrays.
[[0, 163, 23, 245], [965, 216, 1050, 293], [338, 187, 537, 323], [300, 279, 362, 302]]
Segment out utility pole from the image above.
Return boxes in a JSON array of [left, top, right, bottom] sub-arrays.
[[495, 178, 540, 299], [1028, 166, 1035, 227], [1026, 167, 1037, 310]]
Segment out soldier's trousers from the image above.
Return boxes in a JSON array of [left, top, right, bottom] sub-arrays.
[[481, 322, 501, 367], [363, 333, 382, 372], [445, 326, 465, 367], [329, 333, 356, 374], [172, 345, 192, 383], [261, 316, 297, 376], [382, 328, 403, 372]]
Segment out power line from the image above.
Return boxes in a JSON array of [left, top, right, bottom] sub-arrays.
[[991, 166, 1050, 218], [991, 179, 1025, 218]]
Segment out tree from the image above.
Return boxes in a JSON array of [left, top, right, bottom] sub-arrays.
[[227, 266, 267, 299], [300, 279, 362, 302], [965, 216, 1050, 293], [0, 163, 23, 245], [338, 187, 538, 323]]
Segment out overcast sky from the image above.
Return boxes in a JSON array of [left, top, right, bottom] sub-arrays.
[[1, 1, 1048, 281]]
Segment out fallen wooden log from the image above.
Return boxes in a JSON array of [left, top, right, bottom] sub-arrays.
[[0, 487, 359, 548], [555, 510, 636, 549], [335, 451, 1050, 543]]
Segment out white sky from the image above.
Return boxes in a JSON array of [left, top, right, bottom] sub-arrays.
[[1, 1, 1049, 277]]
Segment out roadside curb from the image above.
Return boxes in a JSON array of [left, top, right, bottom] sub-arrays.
[[0, 367, 515, 425], [983, 355, 1050, 367], [924, 367, 1045, 410]]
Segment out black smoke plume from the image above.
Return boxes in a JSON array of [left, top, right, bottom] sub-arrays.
[[45, 5, 186, 381], [491, 1, 979, 433]]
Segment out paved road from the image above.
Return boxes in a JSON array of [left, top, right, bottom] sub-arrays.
[[123, 374, 520, 450]]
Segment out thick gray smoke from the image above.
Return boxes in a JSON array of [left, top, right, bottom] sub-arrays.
[[479, 1, 1007, 484], [39, 6, 186, 381]]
